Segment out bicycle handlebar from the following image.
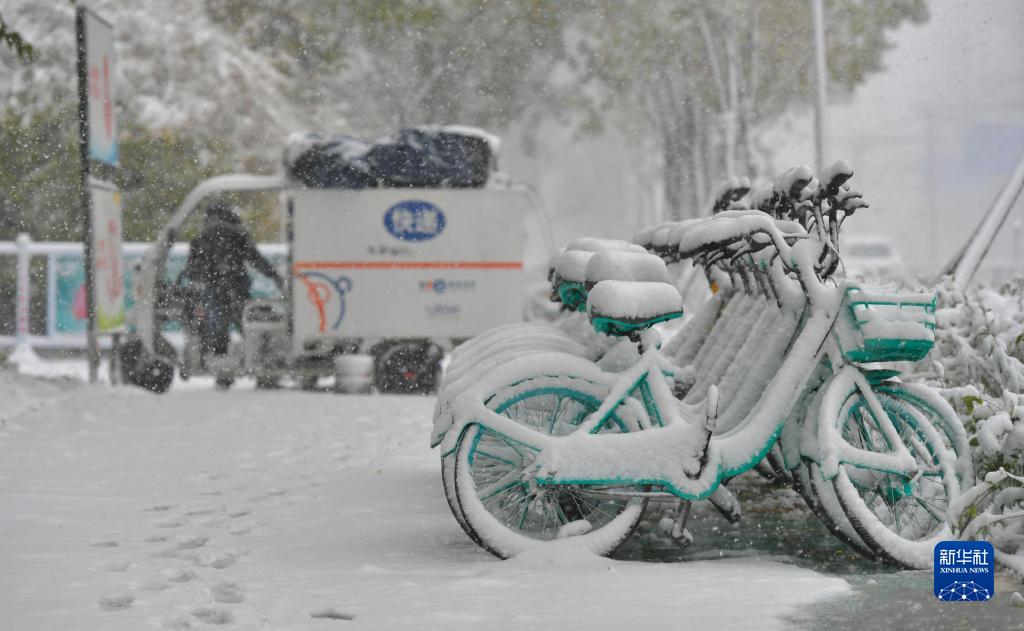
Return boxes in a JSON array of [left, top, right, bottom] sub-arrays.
[[644, 160, 870, 291]]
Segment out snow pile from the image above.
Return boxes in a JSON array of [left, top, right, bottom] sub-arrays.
[[0, 364, 70, 432], [920, 277, 1024, 574]]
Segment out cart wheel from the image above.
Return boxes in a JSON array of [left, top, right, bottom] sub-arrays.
[[139, 358, 174, 394], [375, 342, 441, 394], [215, 376, 234, 391], [255, 376, 279, 390], [822, 376, 960, 569], [300, 376, 318, 391], [449, 371, 647, 559], [120, 337, 175, 394]]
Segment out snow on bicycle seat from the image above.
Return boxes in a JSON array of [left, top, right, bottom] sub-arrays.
[[553, 237, 647, 283], [552, 250, 592, 283], [587, 280, 683, 336], [584, 251, 669, 287]]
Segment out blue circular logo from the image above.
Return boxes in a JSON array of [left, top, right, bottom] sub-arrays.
[[384, 200, 446, 241]]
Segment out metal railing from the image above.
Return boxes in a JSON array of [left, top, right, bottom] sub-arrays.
[[0, 234, 285, 349]]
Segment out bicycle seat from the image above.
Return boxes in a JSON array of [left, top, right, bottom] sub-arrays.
[[587, 280, 683, 336], [584, 251, 669, 289]]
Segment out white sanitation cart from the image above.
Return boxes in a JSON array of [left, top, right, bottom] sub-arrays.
[[125, 174, 546, 393]]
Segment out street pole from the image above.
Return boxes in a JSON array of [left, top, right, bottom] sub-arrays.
[[926, 109, 936, 269], [1013, 219, 1022, 277], [811, 0, 828, 175], [14, 233, 30, 349], [76, 7, 99, 383]]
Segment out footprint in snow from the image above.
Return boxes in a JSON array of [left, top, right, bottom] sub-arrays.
[[149, 545, 181, 559], [162, 567, 198, 583], [188, 605, 233, 625], [175, 535, 209, 550], [194, 548, 246, 570], [156, 516, 188, 529], [309, 608, 355, 621], [145, 503, 177, 512], [184, 508, 214, 517], [97, 592, 134, 611], [161, 615, 193, 630], [101, 559, 131, 572], [143, 534, 171, 543], [227, 522, 254, 536], [227, 509, 251, 518], [210, 581, 244, 604], [89, 539, 119, 548]]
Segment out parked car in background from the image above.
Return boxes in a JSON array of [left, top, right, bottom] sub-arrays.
[[840, 235, 916, 285]]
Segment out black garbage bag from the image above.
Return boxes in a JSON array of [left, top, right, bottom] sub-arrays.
[[285, 133, 375, 189], [284, 127, 495, 189], [367, 127, 493, 188]]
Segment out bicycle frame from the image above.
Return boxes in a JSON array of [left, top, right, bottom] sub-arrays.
[[441, 220, 923, 504]]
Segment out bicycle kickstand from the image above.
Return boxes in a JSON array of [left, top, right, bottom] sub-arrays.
[[660, 499, 694, 549], [693, 384, 720, 478]]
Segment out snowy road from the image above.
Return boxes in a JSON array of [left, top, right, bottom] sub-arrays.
[[0, 371, 854, 630]]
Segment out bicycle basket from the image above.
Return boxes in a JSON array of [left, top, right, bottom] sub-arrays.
[[834, 286, 937, 363]]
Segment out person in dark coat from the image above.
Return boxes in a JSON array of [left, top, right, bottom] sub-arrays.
[[179, 202, 284, 357]]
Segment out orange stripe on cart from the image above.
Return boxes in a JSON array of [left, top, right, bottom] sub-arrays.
[[293, 261, 523, 270]]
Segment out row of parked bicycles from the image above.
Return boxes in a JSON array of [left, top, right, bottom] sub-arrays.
[[431, 161, 973, 569]]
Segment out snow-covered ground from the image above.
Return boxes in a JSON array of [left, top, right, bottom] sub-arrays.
[[0, 360, 855, 630]]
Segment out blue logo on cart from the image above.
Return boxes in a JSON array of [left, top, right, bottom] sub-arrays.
[[384, 200, 446, 241], [934, 541, 994, 601]]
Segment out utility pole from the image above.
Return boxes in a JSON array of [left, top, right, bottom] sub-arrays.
[[925, 108, 937, 268], [76, 7, 99, 383], [811, 0, 828, 174]]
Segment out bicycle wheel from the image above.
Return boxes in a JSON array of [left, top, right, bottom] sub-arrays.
[[799, 461, 878, 560], [786, 388, 878, 559], [450, 378, 647, 559], [872, 382, 974, 488], [823, 380, 959, 568]]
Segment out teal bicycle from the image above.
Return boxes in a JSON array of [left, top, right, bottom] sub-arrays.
[[432, 163, 972, 568]]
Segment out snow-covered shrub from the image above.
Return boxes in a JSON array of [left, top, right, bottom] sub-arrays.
[[923, 276, 1024, 573]]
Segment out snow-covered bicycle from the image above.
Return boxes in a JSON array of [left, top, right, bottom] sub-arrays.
[[432, 162, 972, 568]]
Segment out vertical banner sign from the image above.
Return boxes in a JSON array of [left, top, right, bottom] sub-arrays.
[[77, 6, 117, 382], [90, 179, 125, 332], [84, 10, 118, 165]]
